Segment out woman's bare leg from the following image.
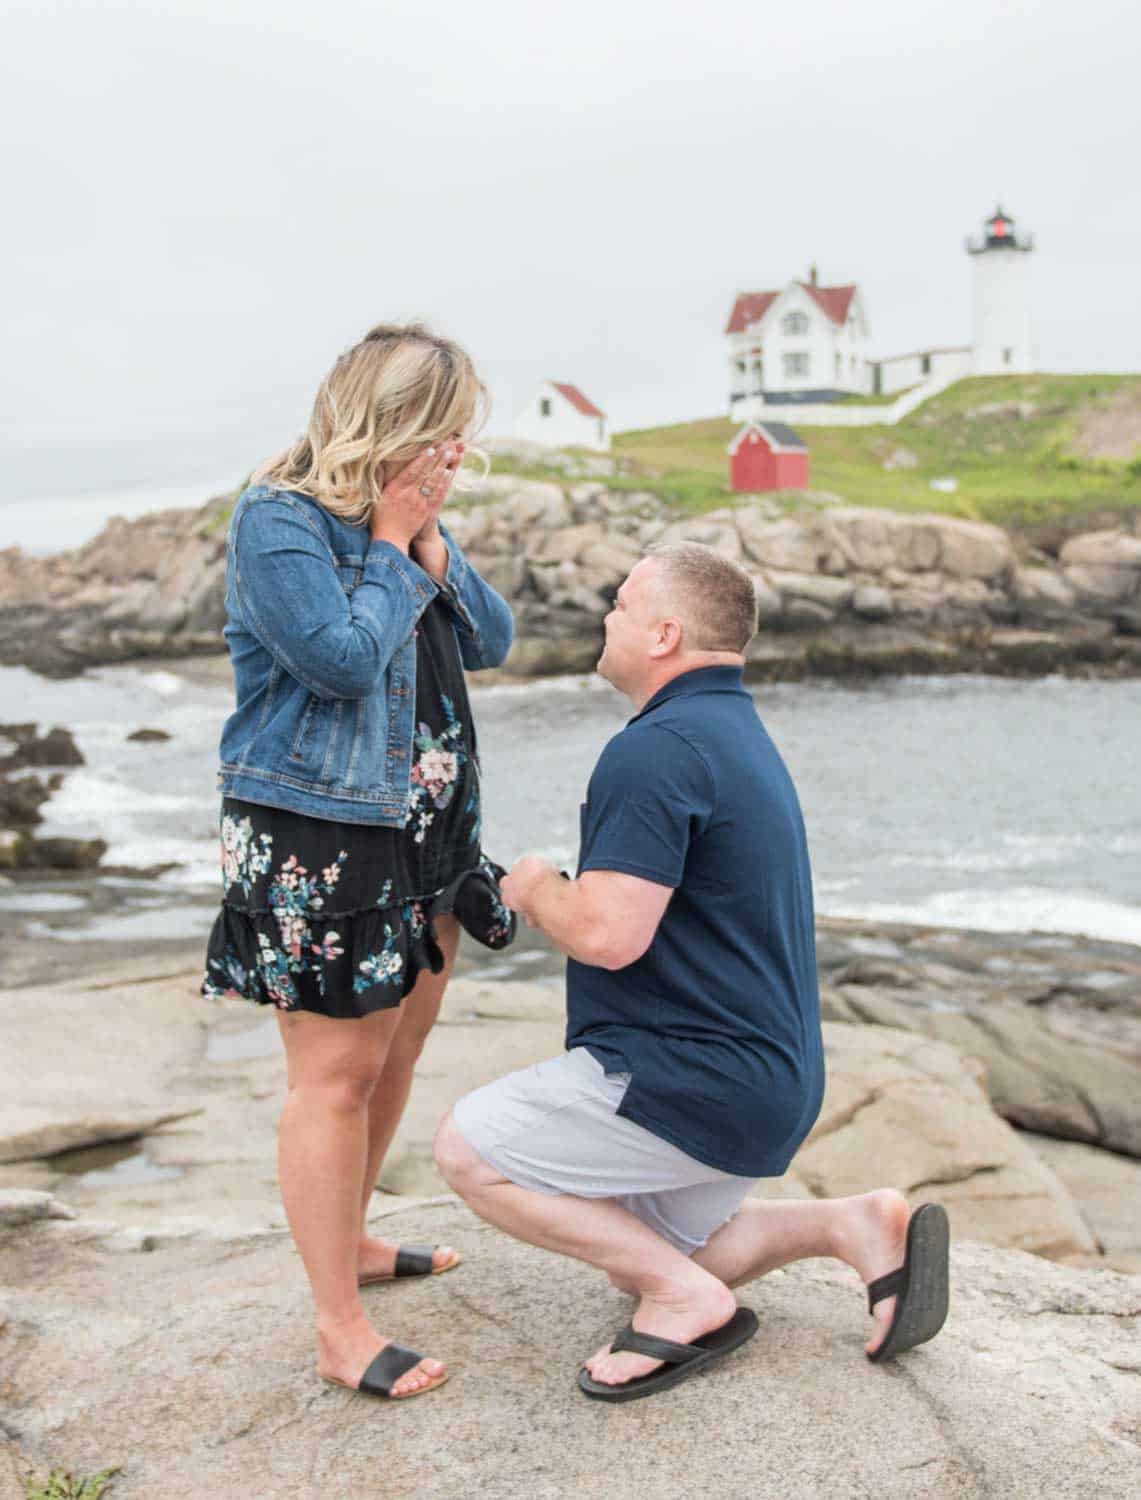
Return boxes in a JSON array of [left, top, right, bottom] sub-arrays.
[[357, 916, 462, 1278], [276, 1006, 445, 1396]]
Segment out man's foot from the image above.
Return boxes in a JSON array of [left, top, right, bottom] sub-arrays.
[[318, 1316, 446, 1399], [830, 1189, 910, 1356], [357, 1234, 459, 1282], [582, 1271, 737, 1386]]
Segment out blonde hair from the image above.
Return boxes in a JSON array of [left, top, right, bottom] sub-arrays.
[[254, 322, 490, 524]]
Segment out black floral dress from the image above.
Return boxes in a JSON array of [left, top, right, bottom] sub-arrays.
[[201, 595, 515, 1019]]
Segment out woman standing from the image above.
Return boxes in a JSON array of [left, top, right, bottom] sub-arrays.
[[202, 323, 516, 1402]]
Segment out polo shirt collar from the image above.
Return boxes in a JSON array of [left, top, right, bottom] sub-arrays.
[[630, 664, 746, 724]]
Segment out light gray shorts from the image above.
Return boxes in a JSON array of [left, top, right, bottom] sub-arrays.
[[451, 1048, 758, 1255]]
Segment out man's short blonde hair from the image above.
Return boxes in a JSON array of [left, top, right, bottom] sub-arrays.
[[646, 542, 758, 654]]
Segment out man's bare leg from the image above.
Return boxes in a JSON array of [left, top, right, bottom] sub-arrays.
[[357, 916, 461, 1281], [434, 1111, 737, 1385], [691, 1190, 911, 1355]]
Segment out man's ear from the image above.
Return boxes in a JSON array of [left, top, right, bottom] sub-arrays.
[[649, 618, 683, 659]]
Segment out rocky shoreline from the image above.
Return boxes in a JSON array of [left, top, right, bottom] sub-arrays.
[[2, 931, 1139, 1496], [0, 722, 108, 873], [3, 916, 1137, 1264], [2, 477, 1139, 680]]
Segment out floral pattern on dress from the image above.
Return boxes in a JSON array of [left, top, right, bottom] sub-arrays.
[[220, 814, 273, 897], [480, 856, 514, 946], [464, 785, 481, 845], [204, 950, 250, 999], [353, 898, 428, 996], [256, 930, 300, 1009], [406, 694, 466, 845], [354, 924, 404, 993], [268, 851, 347, 964]]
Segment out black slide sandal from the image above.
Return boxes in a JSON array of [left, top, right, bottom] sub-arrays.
[[866, 1202, 950, 1363], [322, 1341, 448, 1401], [577, 1306, 759, 1402], [358, 1244, 462, 1286]]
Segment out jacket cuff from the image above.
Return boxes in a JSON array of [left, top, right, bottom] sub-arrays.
[[365, 538, 439, 605], [438, 522, 472, 594]]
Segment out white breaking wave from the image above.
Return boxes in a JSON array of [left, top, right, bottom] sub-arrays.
[[823, 886, 1141, 946]]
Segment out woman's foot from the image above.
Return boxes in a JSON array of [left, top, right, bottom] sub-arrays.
[[357, 1234, 460, 1283], [318, 1315, 446, 1399], [829, 1189, 911, 1355], [582, 1269, 737, 1387]]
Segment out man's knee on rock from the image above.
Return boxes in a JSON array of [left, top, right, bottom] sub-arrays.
[[433, 1110, 479, 1194]]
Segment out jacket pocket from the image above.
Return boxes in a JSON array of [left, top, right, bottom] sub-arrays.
[[288, 694, 321, 766]]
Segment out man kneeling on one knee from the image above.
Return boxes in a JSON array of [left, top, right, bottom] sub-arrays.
[[434, 542, 949, 1402]]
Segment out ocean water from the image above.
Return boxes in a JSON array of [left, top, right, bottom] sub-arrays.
[[1, 663, 1138, 956]]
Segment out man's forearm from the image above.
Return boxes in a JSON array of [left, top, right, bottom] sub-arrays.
[[522, 869, 604, 966]]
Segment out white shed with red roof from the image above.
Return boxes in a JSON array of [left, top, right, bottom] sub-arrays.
[[513, 381, 609, 451]]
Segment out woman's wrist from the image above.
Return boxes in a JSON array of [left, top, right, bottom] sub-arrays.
[[370, 526, 411, 554], [410, 524, 449, 583]]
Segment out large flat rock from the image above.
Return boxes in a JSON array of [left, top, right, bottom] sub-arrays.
[[1026, 1133, 1141, 1273], [2, 1205, 1139, 1500], [0, 963, 1113, 1265], [794, 1025, 1096, 1260], [818, 919, 1141, 1159]]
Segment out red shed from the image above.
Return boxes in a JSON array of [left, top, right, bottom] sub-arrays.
[[728, 422, 808, 492]]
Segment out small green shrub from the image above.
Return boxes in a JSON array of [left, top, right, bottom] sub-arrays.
[[24, 1467, 120, 1500]]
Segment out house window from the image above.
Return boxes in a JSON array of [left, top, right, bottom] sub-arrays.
[[781, 311, 809, 336], [835, 352, 842, 380], [1003, 348, 1013, 366], [539, 397, 551, 417], [921, 353, 932, 375], [783, 352, 810, 378]]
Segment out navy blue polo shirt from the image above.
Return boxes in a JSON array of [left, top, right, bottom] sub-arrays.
[[566, 665, 825, 1178]]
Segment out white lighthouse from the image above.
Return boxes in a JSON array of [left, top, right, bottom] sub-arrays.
[[967, 206, 1036, 376]]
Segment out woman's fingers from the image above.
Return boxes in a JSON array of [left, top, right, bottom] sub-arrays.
[[394, 446, 440, 494], [393, 443, 459, 498]]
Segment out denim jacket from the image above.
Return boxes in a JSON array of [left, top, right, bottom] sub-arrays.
[[217, 483, 515, 825]]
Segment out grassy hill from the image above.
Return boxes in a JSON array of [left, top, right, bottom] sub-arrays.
[[605, 375, 1141, 526]]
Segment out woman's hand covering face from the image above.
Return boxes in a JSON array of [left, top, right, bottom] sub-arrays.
[[370, 441, 463, 550]]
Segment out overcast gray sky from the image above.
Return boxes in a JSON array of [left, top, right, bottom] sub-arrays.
[[3, 0, 1139, 488]]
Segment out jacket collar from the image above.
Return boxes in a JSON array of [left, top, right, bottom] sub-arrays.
[[629, 664, 746, 725]]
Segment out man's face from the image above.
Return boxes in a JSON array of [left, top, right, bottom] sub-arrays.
[[597, 558, 663, 693]]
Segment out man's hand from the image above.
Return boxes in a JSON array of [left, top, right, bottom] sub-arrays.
[[501, 854, 558, 920]]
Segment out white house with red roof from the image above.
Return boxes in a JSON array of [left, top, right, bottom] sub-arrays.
[[513, 380, 609, 451], [726, 268, 872, 417], [726, 209, 1036, 420]]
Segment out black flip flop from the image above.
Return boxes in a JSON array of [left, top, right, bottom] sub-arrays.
[[866, 1202, 950, 1363], [322, 1342, 448, 1401], [577, 1306, 759, 1402], [358, 1244, 462, 1286]]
